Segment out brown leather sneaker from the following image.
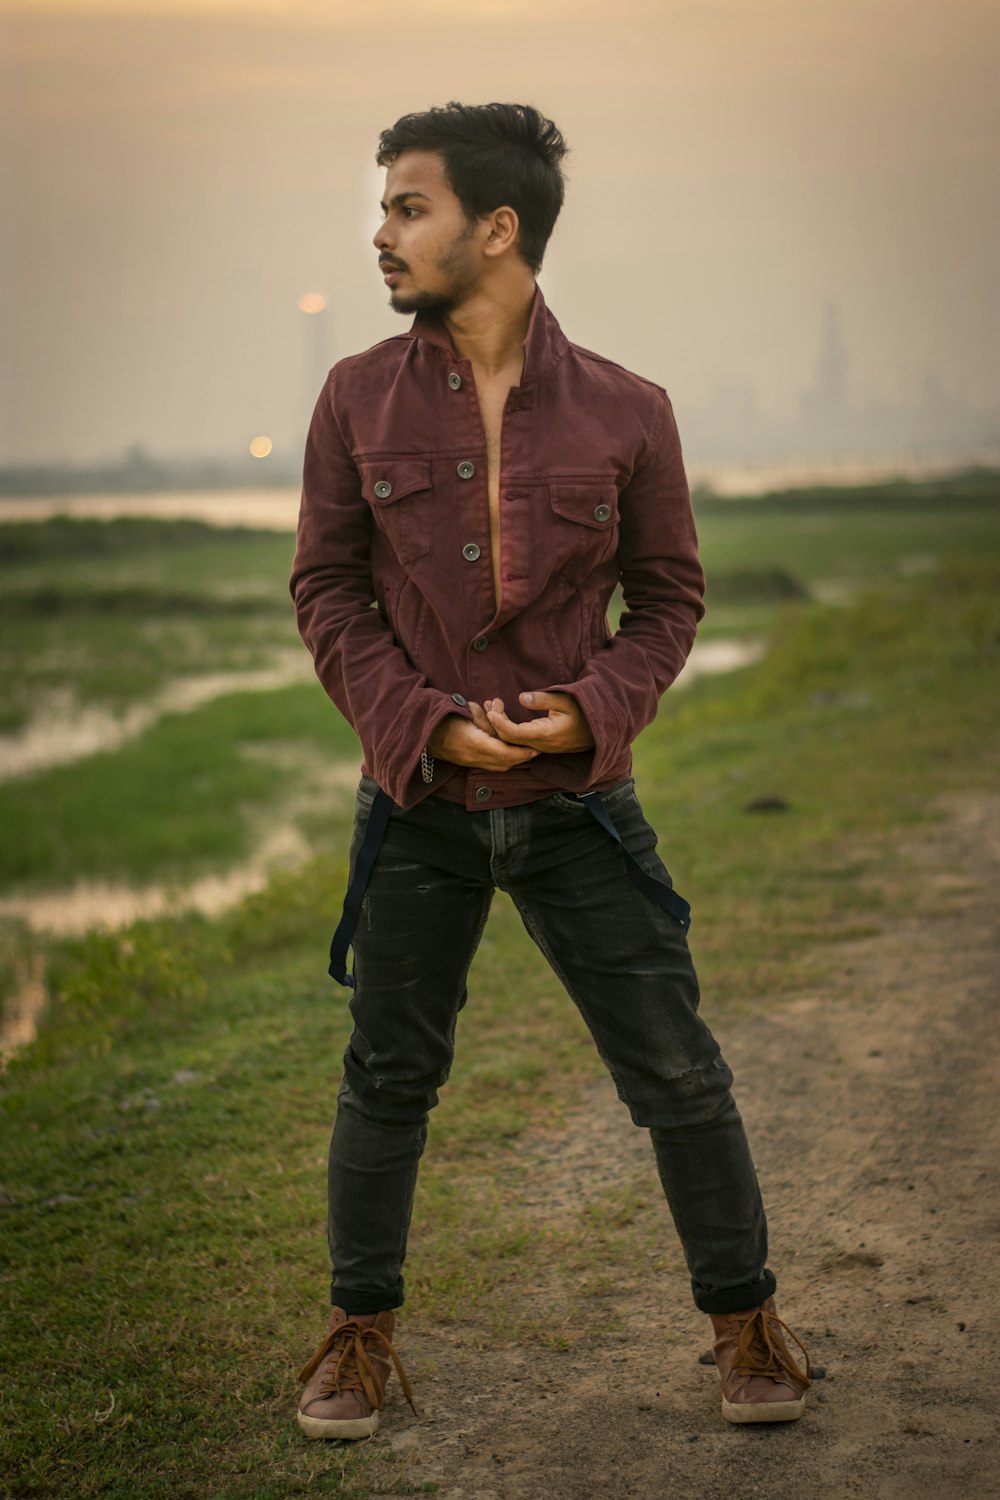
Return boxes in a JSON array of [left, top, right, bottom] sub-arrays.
[[296, 1307, 415, 1440], [709, 1296, 811, 1424]]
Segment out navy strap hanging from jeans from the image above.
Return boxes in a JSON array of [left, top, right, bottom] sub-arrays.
[[328, 786, 394, 988], [327, 781, 692, 989], [578, 791, 691, 932]]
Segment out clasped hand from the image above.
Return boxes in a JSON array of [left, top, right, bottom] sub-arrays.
[[427, 691, 594, 772]]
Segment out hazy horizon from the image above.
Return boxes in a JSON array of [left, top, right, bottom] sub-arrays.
[[3, 0, 998, 467]]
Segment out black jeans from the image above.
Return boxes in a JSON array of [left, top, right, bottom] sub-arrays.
[[327, 775, 775, 1317]]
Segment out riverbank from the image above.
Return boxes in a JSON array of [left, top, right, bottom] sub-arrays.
[[1, 455, 998, 529]]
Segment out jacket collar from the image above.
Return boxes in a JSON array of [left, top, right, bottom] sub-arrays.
[[407, 283, 568, 386]]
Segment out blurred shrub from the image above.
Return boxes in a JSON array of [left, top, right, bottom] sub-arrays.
[[0, 586, 285, 617], [0, 516, 269, 564], [706, 567, 810, 603], [223, 854, 348, 959]]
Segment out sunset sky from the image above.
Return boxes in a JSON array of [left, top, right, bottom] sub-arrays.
[[2, 0, 997, 466]]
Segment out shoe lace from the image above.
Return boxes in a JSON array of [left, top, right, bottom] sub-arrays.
[[298, 1320, 416, 1413], [732, 1306, 811, 1388]]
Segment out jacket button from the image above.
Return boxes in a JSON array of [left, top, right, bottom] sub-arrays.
[[472, 636, 489, 652], [594, 503, 612, 522], [451, 692, 468, 706], [475, 786, 493, 802], [462, 542, 481, 562], [374, 480, 393, 499], [448, 373, 463, 390], [457, 460, 476, 479]]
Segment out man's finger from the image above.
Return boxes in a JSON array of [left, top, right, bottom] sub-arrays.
[[485, 747, 539, 767], [486, 705, 551, 745], [474, 734, 539, 767], [519, 690, 571, 712], [469, 726, 532, 759], [469, 701, 498, 738]]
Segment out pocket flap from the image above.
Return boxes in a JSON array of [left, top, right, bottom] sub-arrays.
[[358, 458, 433, 507], [549, 482, 619, 529]]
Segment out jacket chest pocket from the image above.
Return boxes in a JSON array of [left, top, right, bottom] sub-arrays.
[[548, 481, 620, 563], [358, 458, 433, 564]]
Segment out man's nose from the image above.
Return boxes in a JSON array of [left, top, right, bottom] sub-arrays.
[[373, 221, 392, 252]]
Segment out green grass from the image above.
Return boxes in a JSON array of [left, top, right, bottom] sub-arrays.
[[2, 478, 998, 886], [0, 684, 359, 890], [0, 610, 306, 735], [0, 522, 299, 731], [2, 542, 999, 1497], [694, 472, 1000, 589], [0, 515, 293, 574], [3, 475, 998, 723]]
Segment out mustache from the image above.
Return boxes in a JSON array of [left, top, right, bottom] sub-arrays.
[[379, 255, 408, 273]]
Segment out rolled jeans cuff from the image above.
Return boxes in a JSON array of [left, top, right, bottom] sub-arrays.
[[693, 1269, 777, 1316], [330, 1282, 404, 1316]]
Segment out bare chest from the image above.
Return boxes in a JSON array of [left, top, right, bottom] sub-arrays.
[[474, 370, 520, 605], [478, 385, 508, 500]]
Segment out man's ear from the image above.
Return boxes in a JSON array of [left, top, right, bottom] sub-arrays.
[[483, 205, 520, 258]]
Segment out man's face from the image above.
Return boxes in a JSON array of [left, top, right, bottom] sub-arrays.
[[374, 150, 480, 315]]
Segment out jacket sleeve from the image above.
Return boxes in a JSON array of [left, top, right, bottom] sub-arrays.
[[289, 371, 466, 807], [546, 391, 705, 785]]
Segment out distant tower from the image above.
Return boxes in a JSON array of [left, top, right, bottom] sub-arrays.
[[298, 292, 333, 419], [799, 301, 850, 435], [815, 302, 849, 414]]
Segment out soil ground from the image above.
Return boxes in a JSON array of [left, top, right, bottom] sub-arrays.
[[360, 791, 1000, 1499]]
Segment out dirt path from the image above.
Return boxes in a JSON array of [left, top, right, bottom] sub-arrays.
[[369, 790, 1000, 1499]]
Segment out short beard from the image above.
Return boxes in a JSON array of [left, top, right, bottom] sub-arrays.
[[389, 286, 458, 316], [388, 220, 477, 317]]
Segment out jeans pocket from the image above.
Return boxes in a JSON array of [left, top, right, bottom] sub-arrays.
[[547, 791, 590, 813], [599, 776, 636, 810], [547, 776, 635, 814]]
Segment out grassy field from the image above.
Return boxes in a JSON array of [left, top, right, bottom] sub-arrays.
[[1, 470, 997, 890], [0, 520, 302, 734], [1, 478, 999, 1498]]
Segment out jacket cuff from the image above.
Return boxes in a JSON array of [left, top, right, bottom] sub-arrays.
[[542, 676, 629, 788], [371, 692, 471, 809]]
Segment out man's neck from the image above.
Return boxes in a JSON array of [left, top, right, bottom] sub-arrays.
[[443, 276, 536, 379]]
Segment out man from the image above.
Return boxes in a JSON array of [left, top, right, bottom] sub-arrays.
[[290, 101, 810, 1440]]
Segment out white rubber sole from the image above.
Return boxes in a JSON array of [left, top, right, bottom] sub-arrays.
[[297, 1408, 379, 1441], [722, 1395, 807, 1424]]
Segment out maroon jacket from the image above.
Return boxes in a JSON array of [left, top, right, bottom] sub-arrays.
[[289, 287, 705, 811]]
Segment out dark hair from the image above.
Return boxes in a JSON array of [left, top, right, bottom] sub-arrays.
[[376, 101, 568, 274]]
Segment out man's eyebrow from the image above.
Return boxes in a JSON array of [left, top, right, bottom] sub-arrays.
[[379, 191, 433, 213]]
